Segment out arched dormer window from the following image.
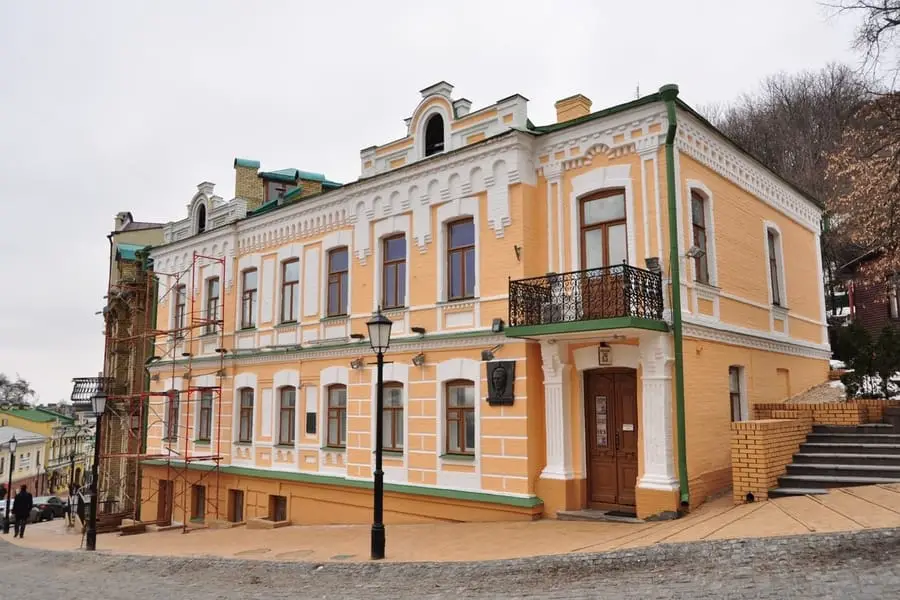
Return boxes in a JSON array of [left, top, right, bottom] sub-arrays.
[[196, 204, 207, 234], [424, 114, 445, 157]]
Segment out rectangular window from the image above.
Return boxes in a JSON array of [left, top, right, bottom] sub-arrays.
[[729, 366, 746, 422], [890, 277, 900, 320], [166, 390, 179, 440], [327, 248, 349, 316], [205, 277, 220, 334], [382, 235, 406, 309], [446, 381, 475, 454], [278, 387, 296, 445], [191, 484, 206, 520], [241, 269, 258, 329], [281, 260, 300, 323], [383, 384, 404, 451], [198, 390, 213, 441], [448, 219, 476, 300], [767, 230, 782, 306], [265, 181, 297, 203], [327, 385, 347, 448], [228, 489, 244, 523], [691, 191, 710, 285], [238, 388, 254, 443], [174, 285, 187, 339]]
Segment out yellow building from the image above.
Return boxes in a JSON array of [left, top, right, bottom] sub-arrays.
[[138, 82, 829, 525]]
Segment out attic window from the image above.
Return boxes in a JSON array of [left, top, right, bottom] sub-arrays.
[[424, 114, 445, 157], [196, 204, 207, 234], [266, 181, 298, 203]]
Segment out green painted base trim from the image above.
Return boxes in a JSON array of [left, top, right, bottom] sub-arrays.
[[141, 460, 543, 509], [505, 316, 668, 338]]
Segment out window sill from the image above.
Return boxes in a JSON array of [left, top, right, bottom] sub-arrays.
[[321, 315, 349, 323], [275, 322, 297, 329], [274, 443, 295, 449], [233, 441, 253, 446], [771, 304, 790, 314], [200, 331, 219, 338], [372, 449, 404, 457], [238, 326, 257, 332], [440, 453, 475, 462], [322, 445, 346, 452], [194, 440, 211, 446], [439, 297, 478, 306]]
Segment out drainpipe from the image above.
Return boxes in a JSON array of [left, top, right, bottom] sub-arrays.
[[660, 84, 690, 508]]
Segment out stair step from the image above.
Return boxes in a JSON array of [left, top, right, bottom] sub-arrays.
[[793, 453, 900, 466], [778, 474, 900, 489], [800, 443, 900, 455], [808, 433, 900, 444], [787, 463, 900, 478], [813, 424, 895, 434], [768, 487, 829, 499]]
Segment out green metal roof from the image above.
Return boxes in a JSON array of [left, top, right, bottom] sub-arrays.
[[2, 408, 74, 425], [234, 158, 260, 168], [117, 243, 148, 261]]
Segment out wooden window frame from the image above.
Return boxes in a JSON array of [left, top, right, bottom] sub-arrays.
[[165, 389, 179, 441], [174, 285, 187, 339], [278, 387, 296, 445], [579, 189, 627, 269], [382, 234, 406, 309], [445, 380, 475, 455], [205, 277, 220, 335], [241, 269, 258, 329], [767, 230, 782, 306], [238, 388, 254, 443], [198, 389, 213, 441], [447, 219, 476, 301], [281, 259, 300, 323], [327, 248, 349, 317], [691, 190, 710, 285], [327, 384, 347, 448], [383, 383, 404, 452], [729, 366, 745, 422]]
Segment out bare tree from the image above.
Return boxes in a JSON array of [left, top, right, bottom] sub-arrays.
[[831, 1, 900, 86], [0, 373, 36, 406]]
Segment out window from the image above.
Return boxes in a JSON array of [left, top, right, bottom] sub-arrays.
[[327, 385, 347, 448], [281, 260, 300, 323], [691, 190, 710, 285], [265, 180, 297, 203], [729, 366, 746, 422], [382, 235, 406, 309], [383, 384, 404, 451], [196, 204, 206, 234], [580, 190, 627, 269], [198, 390, 213, 441], [305, 397, 317, 435], [446, 381, 475, 454], [174, 285, 187, 339], [278, 387, 296, 445], [767, 229, 782, 306], [228, 489, 244, 523], [241, 269, 258, 329], [36, 450, 40, 466], [327, 248, 349, 316], [238, 388, 254, 443], [889, 277, 900, 320], [424, 114, 445, 156], [205, 277, 220, 334], [166, 389, 179, 440], [1, 456, 5, 475], [191, 484, 205, 520], [447, 219, 476, 300]]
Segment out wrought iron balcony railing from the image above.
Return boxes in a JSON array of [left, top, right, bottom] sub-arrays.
[[508, 264, 664, 329]]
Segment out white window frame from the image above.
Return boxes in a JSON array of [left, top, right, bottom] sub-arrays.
[[373, 215, 412, 312], [728, 365, 749, 422], [233, 372, 258, 445], [763, 222, 787, 308], [436, 197, 480, 303], [686, 181, 718, 287], [415, 104, 452, 160], [320, 231, 353, 320]]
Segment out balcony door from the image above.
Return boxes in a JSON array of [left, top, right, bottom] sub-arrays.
[[580, 191, 627, 319]]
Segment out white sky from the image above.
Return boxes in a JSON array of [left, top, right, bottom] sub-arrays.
[[0, 0, 863, 404]]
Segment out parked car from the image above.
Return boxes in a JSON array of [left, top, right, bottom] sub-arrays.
[[0, 504, 41, 524], [32, 496, 66, 521]]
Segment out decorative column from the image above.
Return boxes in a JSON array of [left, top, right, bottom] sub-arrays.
[[637, 334, 678, 491], [540, 340, 573, 479]]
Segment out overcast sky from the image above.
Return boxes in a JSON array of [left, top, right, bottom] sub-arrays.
[[0, 0, 863, 404]]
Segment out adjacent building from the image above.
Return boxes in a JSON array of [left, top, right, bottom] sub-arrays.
[[838, 249, 900, 337], [0, 427, 47, 494], [130, 81, 828, 524]]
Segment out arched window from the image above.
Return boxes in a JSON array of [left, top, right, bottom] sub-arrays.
[[278, 386, 296, 445], [445, 380, 475, 455], [196, 204, 207, 234], [690, 190, 710, 285], [424, 114, 445, 157], [238, 388, 254, 443]]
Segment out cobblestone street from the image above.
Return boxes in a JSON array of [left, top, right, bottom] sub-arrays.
[[3, 529, 900, 599]]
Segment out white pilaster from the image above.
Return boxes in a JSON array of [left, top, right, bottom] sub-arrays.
[[637, 333, 678, 491], [540, 340, 574, 479]]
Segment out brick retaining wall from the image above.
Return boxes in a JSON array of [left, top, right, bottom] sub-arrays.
[[731, 417, 813, 503]]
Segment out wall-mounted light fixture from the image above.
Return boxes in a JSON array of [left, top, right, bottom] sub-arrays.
[[514, 245, 522, 261], [645, 257, 661, 274], [685, 245, 706, 259], [411, 352, 426, 367], [350, 358, 364, 370], [411, 326, 426, 336], [481, 344, 504, 362], [350, 333, 366, 341], [491, 318, 504, 333]]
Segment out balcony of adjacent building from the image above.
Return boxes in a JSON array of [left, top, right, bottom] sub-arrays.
[[506, 264, 667, 338]]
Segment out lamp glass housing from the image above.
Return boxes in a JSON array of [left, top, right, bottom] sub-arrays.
[[366, 312, 393, 354]]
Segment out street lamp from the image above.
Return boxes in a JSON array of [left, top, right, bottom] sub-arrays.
[[85, 393, 106, 551], [3, 436, 17, 534], [366, 309, 393, 560]]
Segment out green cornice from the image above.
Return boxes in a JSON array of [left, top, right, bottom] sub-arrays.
[[504, 316, 668, 339]]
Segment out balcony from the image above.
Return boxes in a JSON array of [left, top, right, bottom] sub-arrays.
[[507, 264, 667, 337]]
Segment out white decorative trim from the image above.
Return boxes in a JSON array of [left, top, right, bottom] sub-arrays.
[[692, 282, 721, 321], [236, 254, 262, 330], [413, 100, 453, 161], [435, 358, 481, 480], [321, 230, 353, 321], [685, 179, 718, 287], [486, 160, 511, 237], [676, 114, 822, 232], [568, 164, 635, 271], [372, 215, 412, 311], [436, 196, 480, 304], [539, 341, 573, 480], [814, 232, 830, 345], [637, 333, 678, 492], [682, 319, 831, 359], [369, 362, 409, 482], [763, 221, 788, 309]]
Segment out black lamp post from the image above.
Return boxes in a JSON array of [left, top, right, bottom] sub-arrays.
[[366, 309, 393, 560], [3, 436, 17, 534], [85, 393, 106, 551]]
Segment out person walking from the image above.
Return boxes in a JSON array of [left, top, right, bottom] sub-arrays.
[[12, 484, 33, 539]]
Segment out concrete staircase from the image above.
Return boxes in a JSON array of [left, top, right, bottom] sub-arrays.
[[770, 420, 900, 498]]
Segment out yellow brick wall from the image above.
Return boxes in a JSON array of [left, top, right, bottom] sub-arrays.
[[235, 164, 264, 210], [730, 417, 812, 502]]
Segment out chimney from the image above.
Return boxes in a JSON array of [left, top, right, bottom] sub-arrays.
[[233, 158, 264, 210], [554, 94, 592, 123]]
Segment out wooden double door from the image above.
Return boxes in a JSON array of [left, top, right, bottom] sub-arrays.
[[584, 369, 638, 510]]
